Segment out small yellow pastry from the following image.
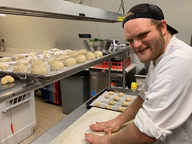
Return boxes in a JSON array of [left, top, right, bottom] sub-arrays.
[[1, 75, 15, 85], [113, 96, 120, 101], [94, 102, 101, 107], [122, 101, 129, 107], [109, 100, 115, 105], [118, 92, 124, 97], [105, 105, 112, 109], [104, 94, 110, 99], [126, 97, 131, 102], [108, 91, 114, 95], [86, 52, 95, 60], [118, 106, 126, 112]]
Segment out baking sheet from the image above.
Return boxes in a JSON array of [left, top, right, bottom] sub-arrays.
[[90, 90, 138, 112], [50, 107, 120, 144]]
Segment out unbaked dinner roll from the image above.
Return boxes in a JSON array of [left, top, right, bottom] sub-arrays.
[[0, 57, 12, 62], [86, 52, 95, 60], [0, 63, 9, 71], [64, 58, 77, 66], [1, 75, 15, 85], [13, 63, 29, 73], [94, 51, 103, 58], [76, 54, 87, 63], [48, 59, 64, 71], [31, 60, 49, 75]]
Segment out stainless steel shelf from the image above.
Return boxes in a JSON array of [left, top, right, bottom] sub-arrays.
[[0, 48, 129, 102]]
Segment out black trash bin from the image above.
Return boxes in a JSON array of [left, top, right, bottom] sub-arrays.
[[60, 70, 90, 114]]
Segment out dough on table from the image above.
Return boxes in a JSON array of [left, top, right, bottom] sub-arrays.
[[86, 52, 95, 60], [31, 60, 49, 75], [64, 58, 77, 66], [113, 96, 120, 101], [76, 54, 87, 63], [1, 75, 15, 85], [122, 101, 129, 107], [125, 97, 131, 102], [109, 100, 115, 105], [49, 60, 64, 71], [105, 105, 112, 109], [118, 106, 127, 112], [118, 92, 124, 97], [94, 51, 103, 58]]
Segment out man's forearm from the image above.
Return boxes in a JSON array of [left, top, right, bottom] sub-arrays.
[[109, 122, 156, 144], [115, 96, 144, 125]]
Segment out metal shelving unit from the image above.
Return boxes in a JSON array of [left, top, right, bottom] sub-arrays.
[[0, 47, 129, 102]]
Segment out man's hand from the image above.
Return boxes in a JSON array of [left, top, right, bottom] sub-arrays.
[[89, 118, 121, 134], [85, 133, 111, 144]]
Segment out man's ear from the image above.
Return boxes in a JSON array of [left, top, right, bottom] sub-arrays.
[[161, 20, 167, 36]]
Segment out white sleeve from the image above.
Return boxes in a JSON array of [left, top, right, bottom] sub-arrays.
[[134, 56, 192, 140]]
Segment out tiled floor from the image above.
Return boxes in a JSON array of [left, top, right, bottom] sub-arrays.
[[20, 96, 66, 144]]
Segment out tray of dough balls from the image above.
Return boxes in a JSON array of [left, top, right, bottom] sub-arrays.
[[90, 90, 138, 112], [0, 48, 104, 79]]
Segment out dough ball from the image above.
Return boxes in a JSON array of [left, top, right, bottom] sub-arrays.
[[113, 96, 120, 101], [118, 106, 126, 112], [122, 101, 129, 107], [109, 100, 115, 105], [0, 57, 12, 62], [77, 49, 87, 55], [13, 63, 29, 73], [1, 75, 15, 85], [105, 105, 112, 109], [94, 102, 101, 107], [0, 63, 9, 71], [94, 51, 103, 58], [104, 94, 110, 99], [14, 54, 27, 60], [64, 58, 77, 66], [125, 97, 131, 102], [49, 60, 64, 71], [108, 91, 114, 95], [118, 92, 124, 97], [31, 60, 48, 75], [76, 55, 87, 63], [86, 52, 95, 60]]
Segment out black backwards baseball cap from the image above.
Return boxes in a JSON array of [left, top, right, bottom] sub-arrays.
[[122, 3, 178, 35]]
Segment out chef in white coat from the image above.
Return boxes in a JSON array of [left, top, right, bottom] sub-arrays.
[[85, 3, 192, 144]]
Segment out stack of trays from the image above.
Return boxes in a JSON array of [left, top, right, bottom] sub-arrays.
[[90, 90, 138, 112]]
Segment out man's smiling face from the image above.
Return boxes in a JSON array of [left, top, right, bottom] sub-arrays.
[[124, 18, 165, 63]]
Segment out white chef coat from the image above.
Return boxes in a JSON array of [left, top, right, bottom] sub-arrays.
[[134, 36, 192, 144]]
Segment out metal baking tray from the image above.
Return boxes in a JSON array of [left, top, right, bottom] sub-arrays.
[[0, 48, 129, 80]]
